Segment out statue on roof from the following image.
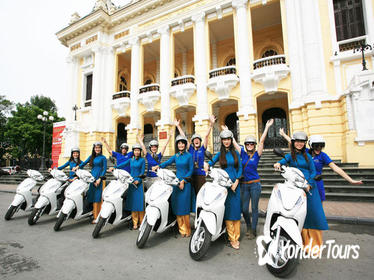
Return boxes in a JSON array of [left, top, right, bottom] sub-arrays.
[[69, 12, 81, 25], [93, 0, 117, 14]]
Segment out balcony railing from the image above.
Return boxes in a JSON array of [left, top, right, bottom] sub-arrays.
[[253, 55, 286, 70], [112, 90, 130, 100], [338, 35, 367, 52], [139, 83, 160, 94], [209, 66, 237, 79], [171, 75, 195, 86]]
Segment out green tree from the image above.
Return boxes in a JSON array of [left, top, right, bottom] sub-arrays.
[[0, 95, 14, 161], [5, 95, 64, 160]]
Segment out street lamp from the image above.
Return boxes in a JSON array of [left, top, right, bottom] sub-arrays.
[[37, 111, 54, 170], [353, 42, 373, 71]]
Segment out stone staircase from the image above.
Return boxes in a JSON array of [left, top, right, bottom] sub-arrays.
[[1, 150, 373, 202]]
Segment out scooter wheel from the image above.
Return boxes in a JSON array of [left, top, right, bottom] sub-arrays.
[[54, 213, 66, 231], [189, 222, 212, 261], [28, 208, 43, 225], [4, 205, 17, 221], [266, 234, 298, 277], [136, 217, 152, 249], [92, 217, 106, 239]]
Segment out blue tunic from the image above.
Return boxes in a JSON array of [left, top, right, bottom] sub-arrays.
[[58, 160, 79, 179], [112, 151, 133, 173], [306, 148, 333, 201], [278, 152, 328, 230], [159, 152, 193, 215], [240, 147, 261, 181], [188, 145, 206, 176], [117, 157, 146, 212], [79, 155, 107, 203], [145, 152, 162, 178], [208, 150, 242, 221]]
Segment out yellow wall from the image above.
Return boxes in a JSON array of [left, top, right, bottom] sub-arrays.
[[252, 24, 284, 59], [61, 0, 374, 168]]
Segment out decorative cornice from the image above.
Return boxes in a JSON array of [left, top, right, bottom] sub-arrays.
[[129, 36, 140, 46], [232, 0, 248, 10], [191, 12, 205, 23], [157, 25, 170, 35]]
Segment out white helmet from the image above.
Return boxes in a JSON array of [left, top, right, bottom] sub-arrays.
[[308, 135, 325, 148], [93, 141, 103, 147], [148, 140, 159, 148], [220, 130, 233, 139], [132, 143, 142, 151], [244, 135, 257, 144], [191, 134, 202, 142], [71, 147, 80, 153], [175, 135, 188, 145], [291, 131, 308, 142], [120, 143, 129, 149]]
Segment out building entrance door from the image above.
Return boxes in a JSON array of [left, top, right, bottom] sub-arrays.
[[262, 108, 288, 149]]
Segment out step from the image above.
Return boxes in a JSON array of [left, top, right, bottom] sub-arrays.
[[260, 184, 374, 193], [259, 190, 374, 202]]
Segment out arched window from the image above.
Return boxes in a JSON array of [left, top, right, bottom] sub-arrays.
[[119, 74, 128, 91], [226, 57, 236, 66], [261, 49, 278, 58]]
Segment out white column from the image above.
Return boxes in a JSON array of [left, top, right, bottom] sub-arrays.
[[182, 50, 187, 76], [156, 58, 160, 84], [284, 0, 307, 109], [92, 46, 105, 132], [66, 56, 79, 124], [299, 0, 328, 107], [102, 46, 115, 132], [232, 0, 255, 117], [127, 37, 141, 130], [156, 25, 172, 127], [211, 41, 217, 69], [192, 12, 210, 123]]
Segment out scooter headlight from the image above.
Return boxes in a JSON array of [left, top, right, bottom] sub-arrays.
[[277, 188, 282, 201], [294, 196, 302, 207]]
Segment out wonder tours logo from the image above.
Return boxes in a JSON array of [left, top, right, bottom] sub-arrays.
[[255, 235, 360, 265]]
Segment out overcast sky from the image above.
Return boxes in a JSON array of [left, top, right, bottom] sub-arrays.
[[0, 0, 126, 119]]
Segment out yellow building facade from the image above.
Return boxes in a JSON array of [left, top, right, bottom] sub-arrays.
[[57, 0, 374, 167]]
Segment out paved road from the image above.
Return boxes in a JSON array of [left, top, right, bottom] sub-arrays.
[[0, 192, 373, 280]]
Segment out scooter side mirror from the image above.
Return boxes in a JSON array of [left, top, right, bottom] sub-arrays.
[[205, 150, 213, 161], [273, 148, 285, 158]]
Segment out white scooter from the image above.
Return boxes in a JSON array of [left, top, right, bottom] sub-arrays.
[[54, 169, 95, 231], [189, 168, 233, 261], [92, 169, 134, 238], [28, 169, 69, 225], [4, 169, 44, 220], [257, 148, 319, 278], [136, 168, 178, 249]]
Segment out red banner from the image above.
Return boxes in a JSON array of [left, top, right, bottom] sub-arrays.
[[51, 121, 66, 168]]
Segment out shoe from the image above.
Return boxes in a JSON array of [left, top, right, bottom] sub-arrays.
[[247, 229, 256, 240], [229, 241, 240, 250], [245, 227, 251, 236]]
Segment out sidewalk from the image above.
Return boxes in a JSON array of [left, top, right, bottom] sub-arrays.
[[1, 183, 373, 225], [258, 198, 374, 225]]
